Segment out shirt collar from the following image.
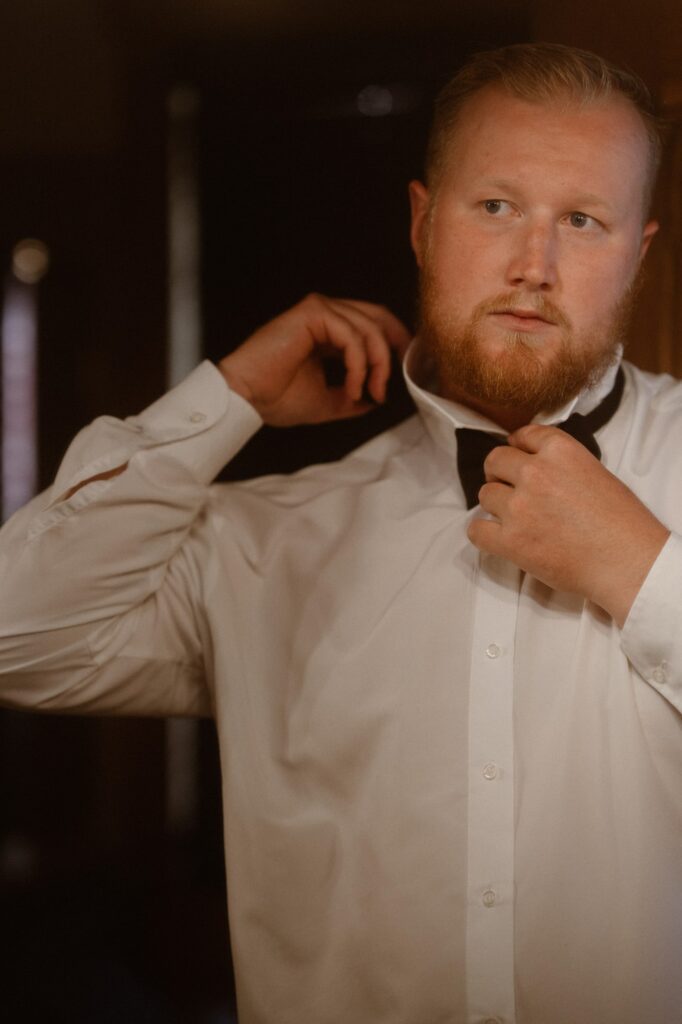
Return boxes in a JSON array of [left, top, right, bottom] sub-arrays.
[[402, 338, 623, 460]]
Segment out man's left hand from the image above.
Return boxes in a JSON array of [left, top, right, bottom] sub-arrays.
[[467, 425, 670, 627]]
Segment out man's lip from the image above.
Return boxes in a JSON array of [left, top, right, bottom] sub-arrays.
[[491, 309, 555, 324]]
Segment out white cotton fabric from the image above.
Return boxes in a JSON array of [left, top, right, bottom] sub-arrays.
[[0, 353, 681, 1024]]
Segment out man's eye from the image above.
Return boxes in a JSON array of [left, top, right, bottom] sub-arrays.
[[483, 199, 508, 215], [568, 211, 594, 229]]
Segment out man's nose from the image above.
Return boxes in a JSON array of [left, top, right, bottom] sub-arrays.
[[505, 222, 558, 290]]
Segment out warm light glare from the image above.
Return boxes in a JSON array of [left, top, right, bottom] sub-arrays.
[[12, 239, 50, 285]]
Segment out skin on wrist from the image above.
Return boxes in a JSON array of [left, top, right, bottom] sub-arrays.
[[218, 355, 257, 407], [590, 522, 670, 628]]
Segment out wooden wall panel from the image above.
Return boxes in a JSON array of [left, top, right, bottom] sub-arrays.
[[532, 0, 682, 377], [630, 91, 682, 376]]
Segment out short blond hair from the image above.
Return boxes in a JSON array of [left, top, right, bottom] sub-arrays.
[[426, 42, 664, 212]]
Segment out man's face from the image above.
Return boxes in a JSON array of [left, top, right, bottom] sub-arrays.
[[409, 87, 658, 426]]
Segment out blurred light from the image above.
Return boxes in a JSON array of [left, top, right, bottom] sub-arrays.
[[357, 85, 394, 117], [0, 832, 38, 883], [165, 84, 203, 834], [12, 238, 50, 285], [308, 83, 421, 121], [166, 84, 202, 388], [167, 85, 200, 120], [2, 279, 39, 520]]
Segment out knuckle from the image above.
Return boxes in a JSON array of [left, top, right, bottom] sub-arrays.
[[543, 431, 560, 453], [547, 428, 570, 452], [513, 425, 534, 445], [507, 490, 530, 523], [518, 460, 542, 489]]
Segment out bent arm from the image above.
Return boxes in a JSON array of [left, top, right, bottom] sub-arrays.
[[0, 295, 408, 715], [0, 361, 262, 716]]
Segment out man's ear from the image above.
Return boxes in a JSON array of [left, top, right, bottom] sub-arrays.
[[408, 180, 431, 267], [639, 219, 659, 262]]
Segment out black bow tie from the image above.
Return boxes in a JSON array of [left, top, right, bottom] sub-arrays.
[[455, 366, 625, 510]]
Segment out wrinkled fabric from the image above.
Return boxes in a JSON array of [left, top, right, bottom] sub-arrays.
[[0, 354, 681, 1024]]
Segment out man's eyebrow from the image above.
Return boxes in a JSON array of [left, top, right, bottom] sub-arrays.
[[566, 192, 614, 211], [477, 178, 525, 194]]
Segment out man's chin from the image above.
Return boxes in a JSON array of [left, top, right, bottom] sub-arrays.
[[441, 335, 558, 390], [430, 335, 594, 415]]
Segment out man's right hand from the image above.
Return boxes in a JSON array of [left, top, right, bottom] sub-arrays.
[[218, 294, 411, 426]]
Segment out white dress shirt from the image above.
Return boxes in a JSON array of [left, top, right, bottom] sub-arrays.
[[1, 351, 681, 1024]]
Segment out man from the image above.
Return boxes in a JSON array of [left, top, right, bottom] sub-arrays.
[[1, 42, 680, 1024]]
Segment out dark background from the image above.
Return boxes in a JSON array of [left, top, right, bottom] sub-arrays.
[[1, 2, 680, 1020]]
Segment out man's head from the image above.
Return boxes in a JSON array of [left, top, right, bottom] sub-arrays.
[[410, 43, 662, 428]]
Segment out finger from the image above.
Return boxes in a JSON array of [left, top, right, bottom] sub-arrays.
[[302, 296, 371, 402], [330, 301, 390, 402], [354, 321, 393, 405], [337, 323, 369, 403], [337, 299, 412, 355], [298, 293, 409, 405], [467, 515, 505, 556], [365, 340, 391, 405], [483, 445, 531, 486], [478, 479, 513, 519], [315, 390, 378, 423], [507, 423, 561, 454], [329, 299, 399, 403]]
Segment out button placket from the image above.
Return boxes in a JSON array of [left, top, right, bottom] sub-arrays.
[[465, 553, 520, 1022], [482, 888, 497, 908]]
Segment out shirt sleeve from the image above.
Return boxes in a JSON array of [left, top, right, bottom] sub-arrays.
[[0, 361, 263, 717], [620, 530, 682, 715]]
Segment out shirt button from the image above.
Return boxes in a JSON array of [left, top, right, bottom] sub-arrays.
[[652, 664, 667, 685], [482, 888, 497, 908], [483, 762, 498, 780], [189, 411, 206, 424], [485, 642, 501, 659]]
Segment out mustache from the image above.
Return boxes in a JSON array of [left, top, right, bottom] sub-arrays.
[[474, 292, 571, 330]]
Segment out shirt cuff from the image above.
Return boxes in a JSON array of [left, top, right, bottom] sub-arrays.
[[49, 360, 263, 503], [620, 530, 682, 712], [132, 360, 263, 483]]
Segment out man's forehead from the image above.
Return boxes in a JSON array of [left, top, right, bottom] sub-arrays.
[[439, 86, 652, 209], [451, 85, 649, 148]]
